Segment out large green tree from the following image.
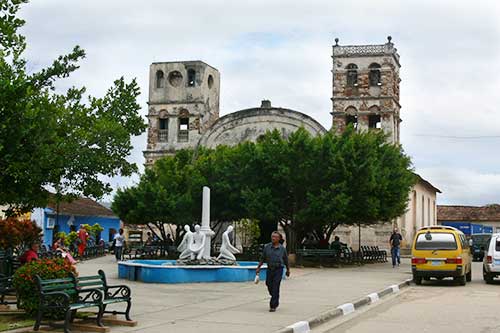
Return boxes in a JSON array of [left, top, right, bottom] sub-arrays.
[[0, 0, 146, 214], [113, 127, 415, 253]]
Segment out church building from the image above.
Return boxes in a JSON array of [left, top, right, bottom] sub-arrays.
[[143, 37, 440, 250]]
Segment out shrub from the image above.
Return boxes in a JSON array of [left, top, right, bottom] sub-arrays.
[[0, 218, 42, 255], [13, 258, 76, 317]]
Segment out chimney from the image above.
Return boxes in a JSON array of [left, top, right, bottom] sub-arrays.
[[261, 100, 272, 108]]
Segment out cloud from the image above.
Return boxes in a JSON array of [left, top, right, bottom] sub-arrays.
[[17, 0, 500, 204]]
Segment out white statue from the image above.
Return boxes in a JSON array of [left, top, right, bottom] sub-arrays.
[[177, 225, 194, 260], [217, 225, 240, 261], [190, 224, 206, 260]]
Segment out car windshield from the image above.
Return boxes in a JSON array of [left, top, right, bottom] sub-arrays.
[[472, 234, 491, 246], [415, 232, 457, 250]]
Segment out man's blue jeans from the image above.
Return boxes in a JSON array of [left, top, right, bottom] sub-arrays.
[[391, 246, 401, 266]]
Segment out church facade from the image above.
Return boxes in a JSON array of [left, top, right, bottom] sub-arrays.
[[143, 37, 440, 250]]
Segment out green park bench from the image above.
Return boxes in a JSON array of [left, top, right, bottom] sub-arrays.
[[34, 275, 104, 333], [296, 249, 340, 266]]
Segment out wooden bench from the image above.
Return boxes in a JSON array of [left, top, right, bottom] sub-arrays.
[[0, 274, 16, 308], [296, 249, 340, 266], [77, 270, 133, 323], [34, 275, 104, 333]]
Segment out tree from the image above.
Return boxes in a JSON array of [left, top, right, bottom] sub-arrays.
[[113, 127, 415, 253], [0, 0, 146, 214]]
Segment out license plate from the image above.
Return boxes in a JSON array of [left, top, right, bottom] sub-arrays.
[[494, 260, 500, 265], [431, 261, 443, 266]]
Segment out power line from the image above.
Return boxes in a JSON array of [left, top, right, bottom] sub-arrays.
[[413, 134, 500, 139]]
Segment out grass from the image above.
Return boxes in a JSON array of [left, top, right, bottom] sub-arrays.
[[0, 314, 34, 332]]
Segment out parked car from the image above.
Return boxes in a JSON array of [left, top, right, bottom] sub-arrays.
[[483, 233, 500, 283], [411, 226, 472, 286], [471, 233, 491, 262]]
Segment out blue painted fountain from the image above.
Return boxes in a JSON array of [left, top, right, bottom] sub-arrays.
[[118, 260, 268, 283], [118, 187, 270, 284]]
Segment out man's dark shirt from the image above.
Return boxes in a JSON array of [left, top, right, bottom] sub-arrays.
[[261, 243, 288, 269], [390, 233, 402, 247]]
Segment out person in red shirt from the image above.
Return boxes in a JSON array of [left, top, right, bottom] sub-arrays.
[[19, 243, 39, 264], [77, 225, 89, 257]]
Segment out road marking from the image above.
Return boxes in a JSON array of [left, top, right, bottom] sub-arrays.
[[389, 284, 400, 293], [337, 303, 355, 315], [367, 292, 379, 303], [287, 321, 310, 333]]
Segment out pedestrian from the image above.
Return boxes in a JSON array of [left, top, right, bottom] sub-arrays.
[[256, 231, 290, 312], [19, 242, 39, 264], [390, 227, 403, 268], [77, 225, 89, 258], [113, 228, 125, 262]]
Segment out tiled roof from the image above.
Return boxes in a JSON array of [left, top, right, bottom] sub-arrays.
[[47, 197, 116, 218], [437, 205, 500, 222]]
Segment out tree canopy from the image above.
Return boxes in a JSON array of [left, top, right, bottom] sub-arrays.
[[0, 0, 146, 214], [112, 127, 416, 252]]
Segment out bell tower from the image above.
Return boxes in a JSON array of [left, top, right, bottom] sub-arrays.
[[331, 36, 401, 144], [143, 61, 220, 166]]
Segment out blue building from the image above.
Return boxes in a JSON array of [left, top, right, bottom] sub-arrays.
[[32, 198, 121, 247]]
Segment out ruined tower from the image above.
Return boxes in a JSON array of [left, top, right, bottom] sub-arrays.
[[143, 61, 220, 166], [331, 36, 401, 144]]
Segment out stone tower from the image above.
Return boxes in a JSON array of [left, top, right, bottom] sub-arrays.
[[331, 36, 401, 144], [143, 61, 220, 166]]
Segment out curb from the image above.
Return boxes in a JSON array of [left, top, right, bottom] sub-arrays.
[[275, 278, 413, 333]]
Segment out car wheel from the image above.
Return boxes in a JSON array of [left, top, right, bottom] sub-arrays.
[[466, 269, 472, 282], [413, 275, 422, 285], [454, 275, 466, 286]]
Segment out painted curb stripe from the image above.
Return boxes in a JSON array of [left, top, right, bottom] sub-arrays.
[[389, 284, 400, 293], [367, 292, 379, 303], [276, 278, 412, 333], [337, 303, 355, 315], [287, 321, 311, 333]]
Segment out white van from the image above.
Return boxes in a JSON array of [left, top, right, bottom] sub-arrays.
[[483, 233, 500, 283]]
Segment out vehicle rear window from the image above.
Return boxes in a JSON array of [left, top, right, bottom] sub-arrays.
[[415, 232, 457, 250]]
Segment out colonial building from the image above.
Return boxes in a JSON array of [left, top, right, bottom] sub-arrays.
[[143, 37, 440, 250]]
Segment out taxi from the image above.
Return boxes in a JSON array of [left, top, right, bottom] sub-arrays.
[[411, 226, 472, 285]]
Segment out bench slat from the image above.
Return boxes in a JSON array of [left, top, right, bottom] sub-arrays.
[[78, 276, 102, 281]]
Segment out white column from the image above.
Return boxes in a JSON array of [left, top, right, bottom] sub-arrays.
[[200, 186, 215, 259]]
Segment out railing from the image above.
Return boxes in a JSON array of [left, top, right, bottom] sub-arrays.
[[178, 131, 189, 142], [333, 43, 399, 62], [158, 129, 168, 142]]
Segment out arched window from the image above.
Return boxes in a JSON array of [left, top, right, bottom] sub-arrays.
[[156, 70, 165, 89], [187, 69, 196, 87], [369, 63, 381, 86], [346, 64, 358, 87], [345, 106, 358, 129]]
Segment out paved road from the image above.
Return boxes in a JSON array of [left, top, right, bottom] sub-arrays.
[[321, 261, 500, 333], [76, 255, 410, 333]]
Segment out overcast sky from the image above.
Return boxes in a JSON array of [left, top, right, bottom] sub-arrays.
[[19, 0, 500, 206]]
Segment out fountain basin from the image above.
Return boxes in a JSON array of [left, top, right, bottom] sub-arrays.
[[118, 260, 270, 283]]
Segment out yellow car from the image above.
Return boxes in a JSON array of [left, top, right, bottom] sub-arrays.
[[411, 226, 472, 285]]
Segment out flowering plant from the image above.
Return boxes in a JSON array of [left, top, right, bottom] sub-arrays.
[[0, 218, 42, 254], [13, 258, 76, 317]]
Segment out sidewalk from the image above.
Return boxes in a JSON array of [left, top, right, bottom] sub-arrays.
[[77, 256, 411, 333]]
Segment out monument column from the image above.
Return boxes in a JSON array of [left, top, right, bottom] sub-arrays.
[[200, 186, 215, 259]]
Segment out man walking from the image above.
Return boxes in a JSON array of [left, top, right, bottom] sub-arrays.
[[390, 227, 403, 268], [113, 228, 125, 262], [256, 231, 290, 312]]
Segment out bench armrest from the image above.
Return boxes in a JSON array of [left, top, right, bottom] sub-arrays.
[[77, 288, 104, 303], [41, 291, 71, 308], [105, 285, 131, 299]]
